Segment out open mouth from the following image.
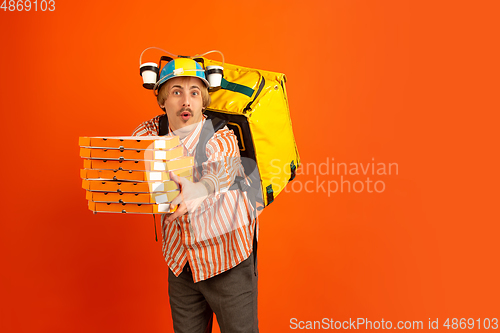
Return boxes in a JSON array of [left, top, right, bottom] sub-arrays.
[[179, 109, 192, 121]]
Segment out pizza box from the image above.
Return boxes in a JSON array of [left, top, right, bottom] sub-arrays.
[[79, 136, 180, 150], [88, 201, 176, 214], [82, 178, 191, 193], [80, 146, 183, 161], [80, 166, 192, 182], [86, 190, 179, 204], [83, 156, 194, 172]]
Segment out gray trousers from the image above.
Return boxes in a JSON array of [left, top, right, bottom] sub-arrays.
[[168, 252, 259, 333]]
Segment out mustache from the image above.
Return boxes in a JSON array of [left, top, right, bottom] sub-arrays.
[[176, 107, 193, 116]]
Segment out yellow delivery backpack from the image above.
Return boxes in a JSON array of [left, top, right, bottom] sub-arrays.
[[200, 57, 300, 208]]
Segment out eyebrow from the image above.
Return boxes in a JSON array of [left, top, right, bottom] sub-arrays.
[[170, 85, 201, 90]]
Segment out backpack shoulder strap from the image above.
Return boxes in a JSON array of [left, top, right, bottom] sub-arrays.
[[195, 114, 228, 165], [158, 114, 169, 136]]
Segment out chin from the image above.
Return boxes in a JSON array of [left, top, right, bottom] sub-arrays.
[[178, 120, 197, 129], [189, 116, 203, 124]]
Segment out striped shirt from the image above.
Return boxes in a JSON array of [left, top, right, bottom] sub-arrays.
[[132, 114, 257, 282]]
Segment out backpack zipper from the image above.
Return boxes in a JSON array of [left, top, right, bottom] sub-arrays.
[[243, 76, 266, 114]]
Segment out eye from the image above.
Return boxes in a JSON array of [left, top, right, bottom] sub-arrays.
[[173, 91, 181, 95], [192, 91, 199, 96]]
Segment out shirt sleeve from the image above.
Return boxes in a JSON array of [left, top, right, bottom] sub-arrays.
[[199, 128, 242, 194], [131, 115, 162, 136]]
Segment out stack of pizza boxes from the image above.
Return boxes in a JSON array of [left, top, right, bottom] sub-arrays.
[[79, 136, 193, 214]]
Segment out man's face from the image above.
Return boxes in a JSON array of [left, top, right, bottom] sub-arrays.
[[161, 76, 205, 132]]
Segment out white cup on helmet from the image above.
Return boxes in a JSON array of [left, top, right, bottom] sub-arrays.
[[206, 65, 224, 88], [140, 62, 160, 90]]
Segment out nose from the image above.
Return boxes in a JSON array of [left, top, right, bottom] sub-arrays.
[[182, 94, 191, 107]]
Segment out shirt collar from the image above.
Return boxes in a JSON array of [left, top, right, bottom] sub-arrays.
[[168, 115, 206, 156]]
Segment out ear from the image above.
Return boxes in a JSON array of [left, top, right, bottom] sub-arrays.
[[158, 101, 166, 111]]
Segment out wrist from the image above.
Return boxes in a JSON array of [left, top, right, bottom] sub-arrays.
[[199, 179, 213, 195]]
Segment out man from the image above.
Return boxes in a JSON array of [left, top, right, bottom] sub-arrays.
[[132, 58, 258, 333]]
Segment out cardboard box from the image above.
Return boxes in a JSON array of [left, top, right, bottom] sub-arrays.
[[80, 146, 184, 161], [86, 190, 179, 204], [83, 159, 149, 171], [82, 178, 191, 193], [150, 191, 180, 204], [79, 136, 180, 150], [80, 135, 192, 214], [80, 166, 192, 182], [151, 157, 194, 172], [83, 156, 194, 172], [147, 180, 181, 192], [81, 169, 166, 182], [88, 201, 176, 214]]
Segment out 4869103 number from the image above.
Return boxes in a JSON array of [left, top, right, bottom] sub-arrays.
[[443, 318, 498, 330], [1, 0, 55, 11]]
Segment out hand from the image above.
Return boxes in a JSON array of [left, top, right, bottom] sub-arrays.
[[164, 172, 209, 223]]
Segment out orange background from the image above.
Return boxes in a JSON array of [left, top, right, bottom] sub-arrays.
[[1, 1, 499, 332]]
